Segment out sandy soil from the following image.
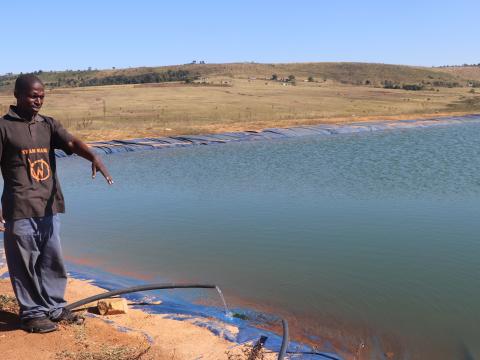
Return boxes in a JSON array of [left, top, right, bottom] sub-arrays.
[[0, 265, 276, 360]]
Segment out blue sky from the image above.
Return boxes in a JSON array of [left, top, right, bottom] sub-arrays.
[[1, 0, 478, 74]]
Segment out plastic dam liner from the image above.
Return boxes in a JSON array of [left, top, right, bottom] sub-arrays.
[[52, 114, 480, 157]]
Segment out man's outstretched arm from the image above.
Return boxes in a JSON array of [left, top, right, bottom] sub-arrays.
[[66, 137, 114, 185]]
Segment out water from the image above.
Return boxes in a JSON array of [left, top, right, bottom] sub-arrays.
[[56, 122, 480, 359], [215, 286, 233, 318]]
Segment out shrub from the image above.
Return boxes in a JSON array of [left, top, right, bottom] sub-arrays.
[[383, 80, 401, 89], [402, 84, 424, 91], [432, 81, 461, 88]]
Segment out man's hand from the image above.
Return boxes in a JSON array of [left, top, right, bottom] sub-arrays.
[[92, 156, 114, 185], [67, 137, 114, 185], [0, 209, 5, 232]]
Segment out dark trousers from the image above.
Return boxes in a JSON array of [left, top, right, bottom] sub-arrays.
[[3, 215, 67, 320]]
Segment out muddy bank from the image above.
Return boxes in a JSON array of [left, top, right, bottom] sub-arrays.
[[0, 269, 269, 359]]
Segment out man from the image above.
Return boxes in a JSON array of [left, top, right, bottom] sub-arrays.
[[0, 74, 113, 333]]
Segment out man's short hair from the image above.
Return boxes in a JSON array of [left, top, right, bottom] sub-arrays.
[[14, 74, 44, 95]]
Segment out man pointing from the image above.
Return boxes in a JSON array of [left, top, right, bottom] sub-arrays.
[[0, 74, 113, 333]]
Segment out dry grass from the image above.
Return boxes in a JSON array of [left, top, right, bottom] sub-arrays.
[[0, 294, 19, 313], [53, 313, 153, 360], [55, 345, 151, 360], [1, 78, 479, 141]]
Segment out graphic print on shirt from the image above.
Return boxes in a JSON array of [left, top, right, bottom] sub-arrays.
[[28, 158, 51, 181], [22, 148, 51, 182]]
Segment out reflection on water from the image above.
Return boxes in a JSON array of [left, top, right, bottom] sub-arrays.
[[58, 123, 480, 359]]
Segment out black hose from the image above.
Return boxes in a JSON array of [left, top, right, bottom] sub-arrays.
[[65, 283, 216, 311], [278, 318, 289, 360]]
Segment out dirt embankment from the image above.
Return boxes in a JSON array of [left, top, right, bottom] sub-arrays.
[[0, 266, 275, 360]]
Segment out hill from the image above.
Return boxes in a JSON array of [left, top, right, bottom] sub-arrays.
[[0, 62, 466, 92], [435, 65, 480, 82]]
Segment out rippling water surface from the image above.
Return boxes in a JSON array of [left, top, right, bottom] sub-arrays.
[[56, 123, 480, 359]]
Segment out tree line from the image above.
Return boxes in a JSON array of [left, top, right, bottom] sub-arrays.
[[68, 70, 196, 87], [0, 70, 198, 89], [383, 79, 462, 91]]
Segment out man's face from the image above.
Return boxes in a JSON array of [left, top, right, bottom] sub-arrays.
[[16, 81, 45, 115]]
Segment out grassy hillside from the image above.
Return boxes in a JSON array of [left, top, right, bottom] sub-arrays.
[[435, 65, 480, 82], [0, 62, 465, 92]]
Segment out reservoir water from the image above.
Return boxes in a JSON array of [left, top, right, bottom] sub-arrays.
[[57, 122, 480, 359]]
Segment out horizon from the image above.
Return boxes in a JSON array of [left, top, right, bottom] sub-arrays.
[[2, 0, 479, 74]]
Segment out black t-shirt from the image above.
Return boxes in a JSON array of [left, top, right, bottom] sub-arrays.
[[0, 106, 74, 221]]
